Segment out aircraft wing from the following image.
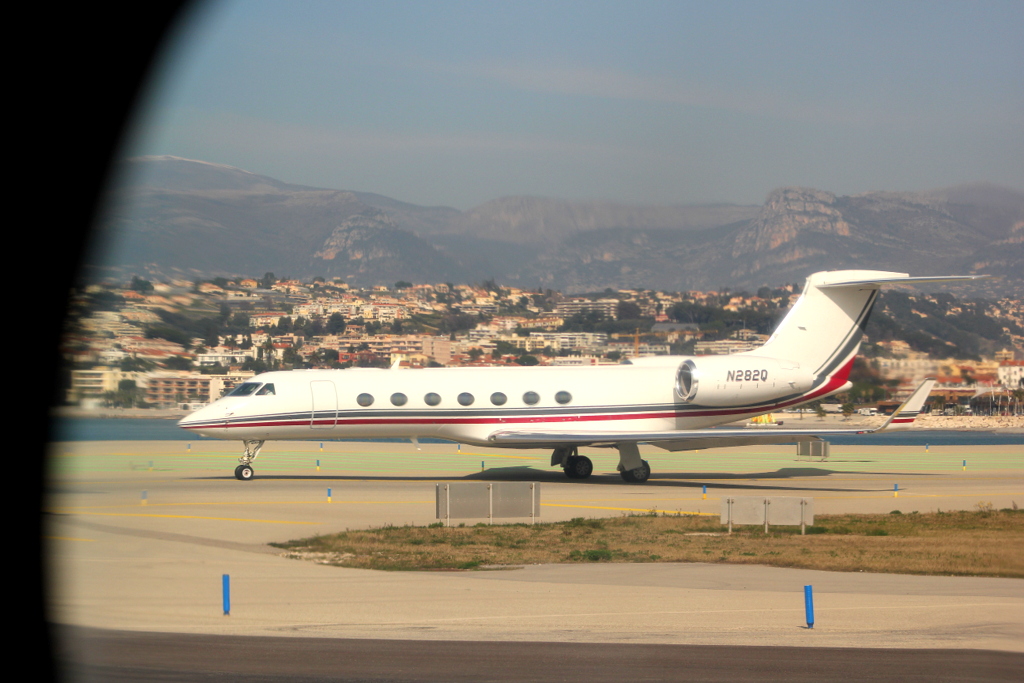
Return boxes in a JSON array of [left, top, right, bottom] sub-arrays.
[[487, 379, 935, 452], [489, 426, 864, 451]]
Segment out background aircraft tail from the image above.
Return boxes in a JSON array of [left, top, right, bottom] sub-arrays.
[[876, 378, 937, 431]]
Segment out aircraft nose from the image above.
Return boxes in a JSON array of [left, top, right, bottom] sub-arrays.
[[177, 412, 200, 428], [178, 403, 219, 428]]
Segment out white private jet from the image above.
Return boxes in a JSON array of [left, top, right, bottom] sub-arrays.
[[179, 270, 981, 481]]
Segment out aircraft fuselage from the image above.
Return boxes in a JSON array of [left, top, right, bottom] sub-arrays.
[[178, 357, 843, 447]]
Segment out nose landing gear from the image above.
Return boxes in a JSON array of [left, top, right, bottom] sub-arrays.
[[234, 440, 263, 481]]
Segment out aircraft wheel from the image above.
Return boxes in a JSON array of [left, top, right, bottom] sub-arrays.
[[564, 455, 593, 480], [563, 456, 579, 479], [620, 460, 650, 483], [236, 465, 254, 481]]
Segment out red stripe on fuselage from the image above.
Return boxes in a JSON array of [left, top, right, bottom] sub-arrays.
[[181, 358, 858, 432]]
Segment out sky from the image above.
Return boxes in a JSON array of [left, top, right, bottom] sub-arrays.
[[124, 0, 1024, 210]]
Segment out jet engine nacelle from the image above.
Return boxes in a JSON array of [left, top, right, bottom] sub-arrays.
[[674, 355, 814, 407]]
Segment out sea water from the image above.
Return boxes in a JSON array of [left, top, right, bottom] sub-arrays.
[[50, 417, 1022, 446]]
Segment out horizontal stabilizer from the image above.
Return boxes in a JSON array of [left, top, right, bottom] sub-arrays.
[[817, 274, 987, 289]]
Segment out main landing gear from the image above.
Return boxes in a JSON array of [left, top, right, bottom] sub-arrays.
[[553, 446, 593, 480], [234, 440, 263, 481], [619, 460, 651, 483], [616, 443, 651, 483], [552, 444, 653, 483]]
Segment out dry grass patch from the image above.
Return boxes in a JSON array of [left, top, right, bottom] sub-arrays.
[[272, 509, 1024, 577]]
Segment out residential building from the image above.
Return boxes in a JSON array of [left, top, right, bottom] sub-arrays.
[[999, 360, 1024, 388], [145, 371, 255, 407], [694, 339, 759, 355], [555, 299, 619, 320], [67, 367, 146, 403]]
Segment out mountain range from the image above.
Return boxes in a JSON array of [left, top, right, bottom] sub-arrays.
[[90, 156, 1024, 295]]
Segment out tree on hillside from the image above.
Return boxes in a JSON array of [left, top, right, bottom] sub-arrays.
[[163, 356, 193, 371], [274, 317, 293, 334], [202, 324, 220, 349], [242, 358, 269, 373], [616, 300, 642, 320], [257, 338, 277, 368], [327, 312, 347, 335], [129, 276, 154, 293], [282, 346, 301, 367], [199, 363, 227, 375], [120, 356, 154, 372], [83, 289, 125, 313], [316, 349, 339, 364]]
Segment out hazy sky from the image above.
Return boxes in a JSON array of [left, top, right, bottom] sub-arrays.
[[126, 0, 1023, 209]]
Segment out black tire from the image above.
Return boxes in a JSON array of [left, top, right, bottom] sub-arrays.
[[238, 465, 254, 481], [620, 460, 650, 483], [234, 465, 244, 480], [566, 455, 593, 480], [563, 456, 579, 479]]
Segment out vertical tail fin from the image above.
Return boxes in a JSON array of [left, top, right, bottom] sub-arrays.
[[753, 271, 987, 382], [752, 270, 892, 378]]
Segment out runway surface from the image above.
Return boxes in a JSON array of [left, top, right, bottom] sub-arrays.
[[57, 626, 1023, 682], [46, 439, 1024, 680]]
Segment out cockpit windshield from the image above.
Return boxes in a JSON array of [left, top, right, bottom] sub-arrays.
[[227, 382, 261, 397], [226, 382, 276, 397]]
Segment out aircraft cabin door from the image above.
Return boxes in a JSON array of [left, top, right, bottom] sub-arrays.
[[310, 380, 338, 429]]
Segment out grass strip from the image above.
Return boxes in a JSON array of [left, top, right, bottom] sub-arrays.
[[272, 506, 1024, 577]]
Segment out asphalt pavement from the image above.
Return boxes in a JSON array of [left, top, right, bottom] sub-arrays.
[[46, 439, 1024, 681]]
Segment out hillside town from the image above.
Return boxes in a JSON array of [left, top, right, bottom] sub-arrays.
[[62, 274, 1024, 418]]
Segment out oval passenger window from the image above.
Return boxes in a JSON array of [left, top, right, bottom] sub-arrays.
[[357, 393, 374, 407]]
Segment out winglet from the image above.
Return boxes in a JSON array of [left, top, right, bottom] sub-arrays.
[[876, 378, 936, 432]]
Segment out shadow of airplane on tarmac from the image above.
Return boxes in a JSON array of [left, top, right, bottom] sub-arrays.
[[191, 464, 933, 493]]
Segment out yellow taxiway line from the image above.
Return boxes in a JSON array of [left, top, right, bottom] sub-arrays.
[[541, 503, 716, 516], [66, 512, 317, 524]]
